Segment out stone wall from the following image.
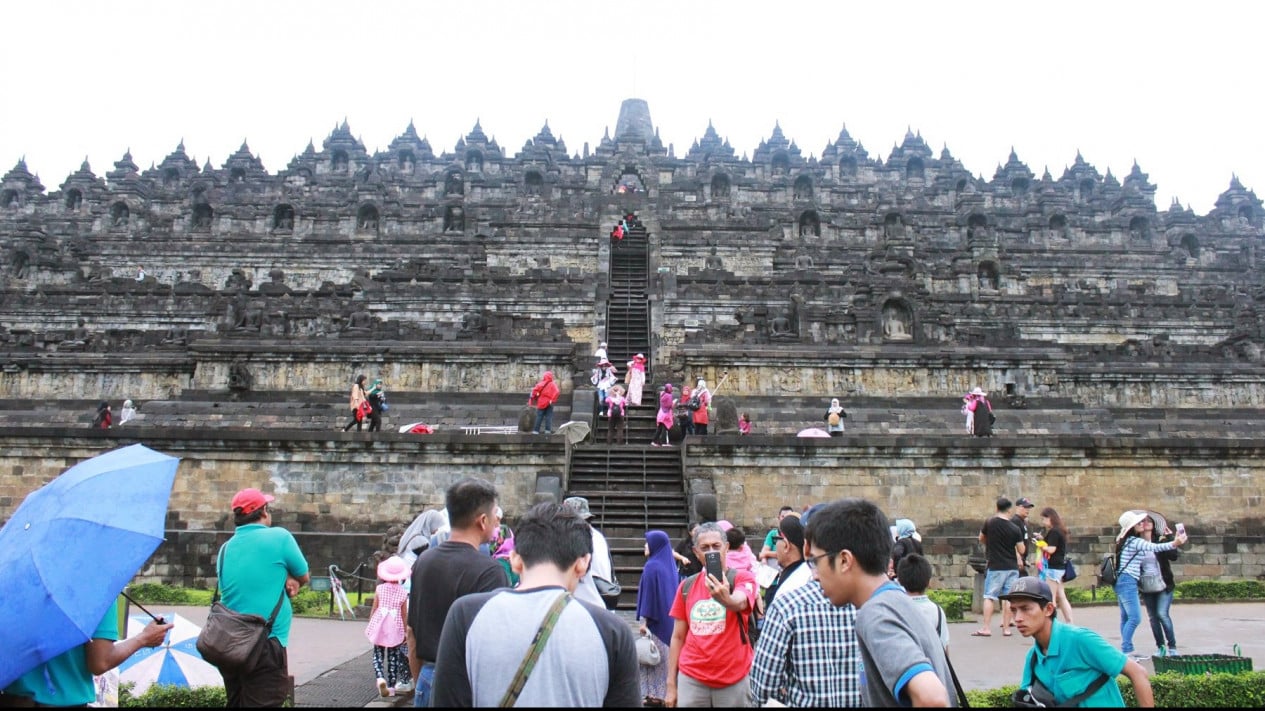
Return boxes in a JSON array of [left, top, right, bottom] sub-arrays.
[[0, 431, 568, 587], [2, 430, 1261, 590]]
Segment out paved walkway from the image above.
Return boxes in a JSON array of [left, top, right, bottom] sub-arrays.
[[155, 601, 1264, 706]]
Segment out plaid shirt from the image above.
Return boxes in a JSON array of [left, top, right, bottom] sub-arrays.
[[749, 581, 863, 707]]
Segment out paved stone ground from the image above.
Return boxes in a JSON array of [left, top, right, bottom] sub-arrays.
[[157, 602, 1265, 706]]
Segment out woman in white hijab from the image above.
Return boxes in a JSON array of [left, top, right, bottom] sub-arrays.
[[824, 398, 846, 436]]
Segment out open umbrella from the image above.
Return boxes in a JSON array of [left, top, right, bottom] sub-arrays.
[[0, 444, 180, 688], [797, 427, 832, 438], [116, 611, 222, 695]]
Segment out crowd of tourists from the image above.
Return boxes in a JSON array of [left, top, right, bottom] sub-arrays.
[[3, 471, 1191, 708]]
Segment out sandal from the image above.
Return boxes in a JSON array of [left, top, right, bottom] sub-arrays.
[[970, 630, 992, 637], [1003, 631, 1014, 637]]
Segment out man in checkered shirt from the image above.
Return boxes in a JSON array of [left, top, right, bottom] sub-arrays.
[[748, 523, 863, 707]]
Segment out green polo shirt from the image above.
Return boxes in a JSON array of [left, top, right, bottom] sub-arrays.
[[4, 600, 119, 705], [1021, 619, 1127, 707], [218, 524, 309, 647]]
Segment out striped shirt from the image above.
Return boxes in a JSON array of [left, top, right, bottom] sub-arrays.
[[1117, 537, 1178, 580], [749, 581, 863, 707]]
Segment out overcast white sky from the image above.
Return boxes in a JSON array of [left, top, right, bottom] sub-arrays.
[[2, 1, 1260, 213]]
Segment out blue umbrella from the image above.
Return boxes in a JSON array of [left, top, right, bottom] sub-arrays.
[[0, 444, 179, 688]]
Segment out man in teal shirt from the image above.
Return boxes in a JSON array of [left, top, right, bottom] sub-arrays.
[[2, 599, 171, 706], [216, 488, 310, 707], [1003, 577, 1156, 707]]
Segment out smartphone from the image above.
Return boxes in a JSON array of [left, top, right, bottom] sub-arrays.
[[704, 551, 724, 582], [1175, 523, 1185, 537]]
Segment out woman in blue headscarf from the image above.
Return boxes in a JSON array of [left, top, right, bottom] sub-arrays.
[[636, 529, 677, 704]]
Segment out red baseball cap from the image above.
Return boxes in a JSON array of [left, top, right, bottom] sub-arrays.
[[231, 488, 275, 515]]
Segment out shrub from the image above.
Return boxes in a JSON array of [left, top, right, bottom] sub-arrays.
[[125, 583, 211, 605], [1066, 585, 1115, 604], [965, 671, 1265, 707], [120, 682, 227, 708], [1175, 579, 1265, 600], [928, 589, 970, 621]]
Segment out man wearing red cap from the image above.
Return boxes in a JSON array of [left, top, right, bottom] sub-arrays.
[[215, 488, 310, 707]]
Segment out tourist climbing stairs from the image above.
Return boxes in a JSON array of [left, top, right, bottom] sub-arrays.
[[604, 220, 658, 440], [567, 444, 690, 610]]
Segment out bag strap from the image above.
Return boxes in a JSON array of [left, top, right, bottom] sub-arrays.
[[499, 592, 570, 707], [943, 653, 970, 708], [1024, 651, 1110, 707], [211, 541, 288, 628], [684, 570, 752, 647], [1115, 543, 1141, 577]]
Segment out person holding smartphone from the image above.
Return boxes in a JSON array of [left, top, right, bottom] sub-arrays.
[[665, 522, 758, 707]]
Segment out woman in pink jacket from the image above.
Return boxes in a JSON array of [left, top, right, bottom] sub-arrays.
[[651, 383, 675, 447]]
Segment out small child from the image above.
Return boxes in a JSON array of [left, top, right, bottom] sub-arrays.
[[365, 556, 412, 697], [739, 412, 752, 435], [895, 553, 950, 652], [606, 385, 627, 445]]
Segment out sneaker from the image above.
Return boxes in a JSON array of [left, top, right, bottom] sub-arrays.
[[1128, 653, 1151, 662], [395, 681, 414, 694], [376, 678, 389, 697]]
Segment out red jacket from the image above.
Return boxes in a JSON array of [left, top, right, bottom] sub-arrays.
[[530, 372, 560, 410]]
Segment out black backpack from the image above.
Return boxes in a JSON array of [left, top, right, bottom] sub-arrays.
[[687, 393, 702, 411], [680, 570, 759, 646]]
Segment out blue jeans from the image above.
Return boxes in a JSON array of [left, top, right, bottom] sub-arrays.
[[1143, 588, 1176, 650], [533, 404, 554, 433], [412, 662, 435, 707], [1115, 573, 1143, 653], [983, 569, 1018, 601]]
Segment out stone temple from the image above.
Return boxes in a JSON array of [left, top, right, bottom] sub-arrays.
[[1, 99, 1262, 600]]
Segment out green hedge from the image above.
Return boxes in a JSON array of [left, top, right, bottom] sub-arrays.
[[125, 583, 213, 606], [120, 682, 227, 708], [967, 671, 1265, 707], [1175, 579, 1265, 600], [928, 589, 970, 621]]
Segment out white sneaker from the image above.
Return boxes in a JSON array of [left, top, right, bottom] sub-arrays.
[[1128, 653, 1151, 662], [395, 681, 414, 693]]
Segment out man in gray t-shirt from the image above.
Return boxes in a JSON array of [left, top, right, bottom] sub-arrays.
[[805, 498, 958, 707], [432, 502, 640, 707]]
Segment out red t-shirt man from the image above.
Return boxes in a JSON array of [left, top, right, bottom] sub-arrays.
[[669, 568, 757, 689]]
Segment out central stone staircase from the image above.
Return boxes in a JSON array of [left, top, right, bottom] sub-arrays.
[[568, 444, 689, 609], [568, 215, 690, 610]]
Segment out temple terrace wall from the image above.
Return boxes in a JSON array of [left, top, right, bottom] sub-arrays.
[[0, 430, 1261, 590]]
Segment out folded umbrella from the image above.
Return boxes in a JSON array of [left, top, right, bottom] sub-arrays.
[[0, 444, 180, 688]]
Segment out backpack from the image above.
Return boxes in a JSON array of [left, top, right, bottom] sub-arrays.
[[1097, 546, 1139, 587], [680, 570, 758, 646], [688, 393, 702, 412]]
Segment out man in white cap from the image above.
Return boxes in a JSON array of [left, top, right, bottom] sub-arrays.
[[563, 497, 613, 608], [1003, 576, 1155, 707]]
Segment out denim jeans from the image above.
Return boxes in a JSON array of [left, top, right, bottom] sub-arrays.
[[412, 662, 435, 708], [1142, 588, 1176, 650], [533, 404, 554, 433], [1115, 573, 1142, 653]]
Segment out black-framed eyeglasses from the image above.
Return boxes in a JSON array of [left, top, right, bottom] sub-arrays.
[[805, 551, 838, 572]]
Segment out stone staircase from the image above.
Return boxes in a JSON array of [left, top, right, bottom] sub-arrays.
[[567, 444, 690, 610], [605, 221, 651, 379]]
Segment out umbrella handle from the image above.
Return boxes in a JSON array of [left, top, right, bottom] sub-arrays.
[[121, 590, 165, 624]]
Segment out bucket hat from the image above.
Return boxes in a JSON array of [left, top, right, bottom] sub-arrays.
[[377, 555, 412, 582]]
